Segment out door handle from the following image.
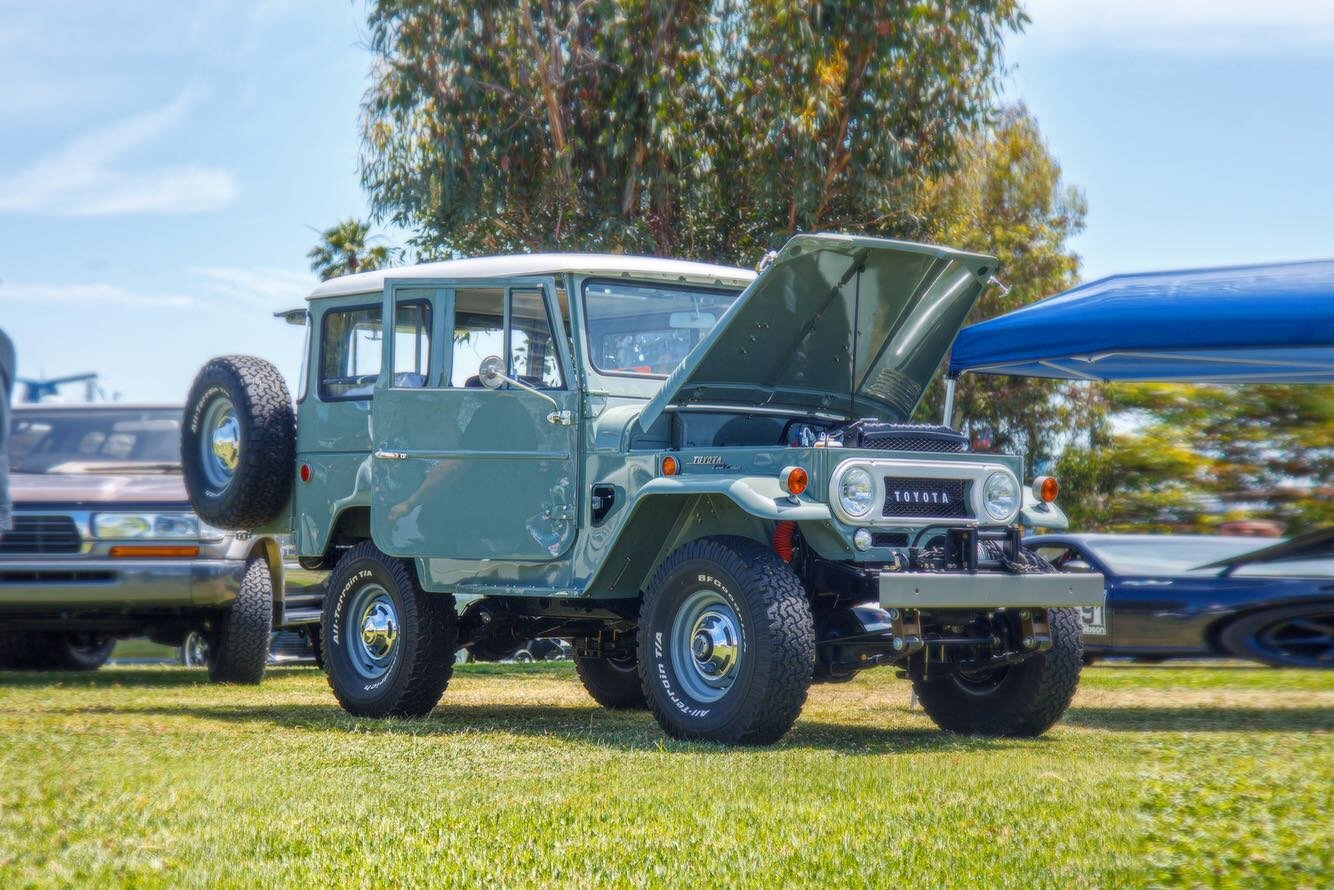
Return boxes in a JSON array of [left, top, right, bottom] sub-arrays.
[[546, 410, 574, 426], [374, 450, 408, 460]]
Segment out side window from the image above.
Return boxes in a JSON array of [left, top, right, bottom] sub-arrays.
[[320, 306, 382, 400], [451, 288, 505, 387], [391, 301, 432, 388], [509, 288, 564, 389]]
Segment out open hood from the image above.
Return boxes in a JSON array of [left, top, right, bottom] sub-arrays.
[[639, 233, 996, 430]]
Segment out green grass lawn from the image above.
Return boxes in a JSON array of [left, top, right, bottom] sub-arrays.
[[1, 662, 1329, 888]]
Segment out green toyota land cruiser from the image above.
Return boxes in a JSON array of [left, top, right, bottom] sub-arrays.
[[180, 233, 1103, 745]]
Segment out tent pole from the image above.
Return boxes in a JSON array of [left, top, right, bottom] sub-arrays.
[[942, 376, 956, 428]]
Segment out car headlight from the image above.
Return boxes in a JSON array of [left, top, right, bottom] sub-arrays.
[[982, 472, 1019, 521], [837, 467, 875, 518], [92, 512, 220, 541]]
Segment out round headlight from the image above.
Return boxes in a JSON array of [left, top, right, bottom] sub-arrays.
[[838, 467, 875, 518], [982, 472, 1019, 521]]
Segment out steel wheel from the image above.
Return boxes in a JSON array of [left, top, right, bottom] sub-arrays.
[[199, 395, 240, 491], [346, 582, 400, 681], [670, 588, 744, 704]]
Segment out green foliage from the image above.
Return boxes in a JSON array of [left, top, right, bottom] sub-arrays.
[[307, 218, 399, 281], [912, 105, 1091, 476], [1060, 383, 1333, 533], [360, 0, 1024, 262]]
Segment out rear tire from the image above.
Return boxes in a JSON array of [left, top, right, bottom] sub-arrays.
[[322, 541, 457, 718], [181, 355, 295, 529], [638, 536, 815, 745], [207, 556, 273, 684], [575, 653, 647, 710], [913, 607, 1084, 737], [1220, 603, 1334, 668]]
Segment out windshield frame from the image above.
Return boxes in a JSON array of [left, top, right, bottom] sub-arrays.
[[579, 277, 744, 381]]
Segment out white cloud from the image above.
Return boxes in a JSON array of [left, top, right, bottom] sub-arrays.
[[1022, 0, 1334, 52], [192, 266, 315, 309], [0, 281, 195, 309], [0, 93, 239, 216]]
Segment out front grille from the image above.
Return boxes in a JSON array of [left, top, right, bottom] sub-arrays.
[[882, 477, 969, 518], [0, 515, 83, 555]]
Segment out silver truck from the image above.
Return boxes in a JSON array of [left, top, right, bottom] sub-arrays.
[[0, 403, 323, 680]]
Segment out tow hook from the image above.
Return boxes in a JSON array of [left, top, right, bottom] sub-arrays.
[[1018, 609, 1053, 652]]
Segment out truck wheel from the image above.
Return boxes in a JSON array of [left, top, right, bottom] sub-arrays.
[[913, 607, 1084, 737], [53, 633, 115, 671], [574, 653, 647, 709], [208, 556, 273, 684], [181, 355, 295, 530], [638, 536, 815, 745], [322, 541, 457, 718], [180, 630, 211, 667]]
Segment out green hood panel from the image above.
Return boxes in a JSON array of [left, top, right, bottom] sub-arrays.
[[638, 234, 996, 430]]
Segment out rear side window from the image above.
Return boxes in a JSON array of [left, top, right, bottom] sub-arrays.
[[320, 306, 382, 400]]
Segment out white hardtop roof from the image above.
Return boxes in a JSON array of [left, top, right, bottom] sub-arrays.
[[307, 253, 756, 300]]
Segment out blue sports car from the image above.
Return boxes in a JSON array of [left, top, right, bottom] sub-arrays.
[[1026, 530, 1334, 668]]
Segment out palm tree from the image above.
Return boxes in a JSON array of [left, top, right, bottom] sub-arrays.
[[307, 219, 398, 281]]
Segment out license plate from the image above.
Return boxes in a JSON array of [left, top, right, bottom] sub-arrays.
[[1078, 605, 1107, 637]]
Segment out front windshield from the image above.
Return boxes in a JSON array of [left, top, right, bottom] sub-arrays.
[[1087, 537, 1269, 575], [8, 407, 181, 474], [582, 280, 742, 377]]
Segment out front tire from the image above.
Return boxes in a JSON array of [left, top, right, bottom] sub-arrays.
[[913, 607, 1084, 737], [638, 536, 815, 745], [575, 652, 647, 710], [322, 541, 457, 718], [53, 633, 115, 671], [208, 556, 273, 684]]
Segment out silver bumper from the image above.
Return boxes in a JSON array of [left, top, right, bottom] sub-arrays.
[[879, 571, 1105, 610], [0, 559, 245, 610]]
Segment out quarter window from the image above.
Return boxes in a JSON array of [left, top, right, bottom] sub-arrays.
[[320, 306, 383, 400]]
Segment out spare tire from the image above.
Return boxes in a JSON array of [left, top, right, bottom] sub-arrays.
[[182, 355, 295, 529]]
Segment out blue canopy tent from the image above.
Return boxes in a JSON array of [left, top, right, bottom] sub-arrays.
[[947, 259, 1334, 386]]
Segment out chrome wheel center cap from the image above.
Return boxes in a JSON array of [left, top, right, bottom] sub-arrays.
[[690, 612, 738, 679], [360, 602, 398, 659], [211, 416, 240, 473]]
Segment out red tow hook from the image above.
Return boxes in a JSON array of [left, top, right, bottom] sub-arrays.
[[772, 521, 796, 562]]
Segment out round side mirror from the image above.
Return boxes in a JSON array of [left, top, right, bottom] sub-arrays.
[[478, 355, 505, 389]]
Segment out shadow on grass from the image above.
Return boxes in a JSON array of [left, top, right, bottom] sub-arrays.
[[1065, 706, 1334, 733], [0, 667, 224, 689], [36, 697, 1014, 755]]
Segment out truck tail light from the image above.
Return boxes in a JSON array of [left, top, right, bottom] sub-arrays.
[[661, 455, 679, 476]]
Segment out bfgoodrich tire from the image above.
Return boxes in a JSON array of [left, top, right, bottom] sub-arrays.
[[182, 355, 295, 530], [575, 653, 647, 710], [322, 541, 457, 718], [913, 607, 1084, 737], [638, 536, 815, 745], [208, 556, 274, 684]]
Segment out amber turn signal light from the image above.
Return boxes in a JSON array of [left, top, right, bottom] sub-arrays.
[[109, 545, 201, 558], [779, 466, 808, 497], [1033, 476, 1059, 503], [661, 455, 680, 476]]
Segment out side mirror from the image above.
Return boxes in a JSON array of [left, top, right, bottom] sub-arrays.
[[1062, 559, 1093, 574], [478, 355, 506, 390], [473, 354, 572, 427]]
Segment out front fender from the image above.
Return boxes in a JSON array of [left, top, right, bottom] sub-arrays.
[[581, 476, 830, 598], [634, 474, 831, 521]]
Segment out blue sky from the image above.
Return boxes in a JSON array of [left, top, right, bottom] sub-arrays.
[[2, 0, 1332, 402]]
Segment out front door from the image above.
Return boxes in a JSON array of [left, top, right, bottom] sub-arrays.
[[370, 279, 579, 560]]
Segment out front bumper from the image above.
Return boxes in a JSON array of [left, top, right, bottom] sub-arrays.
[[879, 571, 1105, 610], [0, 558, 244, 610]]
